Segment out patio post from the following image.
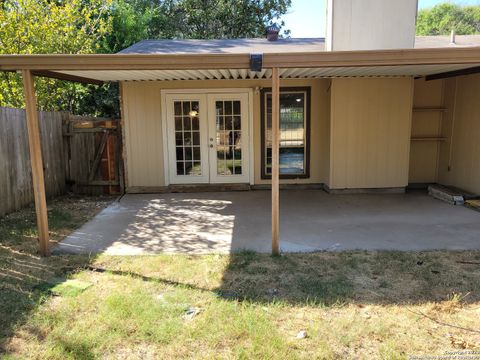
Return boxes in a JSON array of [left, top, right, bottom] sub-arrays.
[[22, 70, 50, 256], [271, 67, 280, 255]]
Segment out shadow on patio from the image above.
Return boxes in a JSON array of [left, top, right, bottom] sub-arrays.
[[46, 189, 480, 307], [54, 189, 480, 306], [55, 190, 480, 255]]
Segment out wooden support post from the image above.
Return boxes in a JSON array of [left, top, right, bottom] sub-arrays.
[[271, 67, 280, 256], [22, 70, 50, 256]]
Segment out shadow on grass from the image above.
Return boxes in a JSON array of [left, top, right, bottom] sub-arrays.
[[0, 248, 96, 353], [3, 248, 480, 357], [0, 195, 111, 354], [87, 249, 480, 307], [219, 250, 480, 305]]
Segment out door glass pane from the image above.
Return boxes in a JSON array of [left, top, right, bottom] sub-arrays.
[[193, 147, 201, 160], [174, 117, 182, 131], [264, 92, 306, 175], [173, 100, 202, 176], [192, 132, 200, 146], [192, 162, 201, 175], [184, 147, 192, 160], [192, 116, 199, 130], [174, 102, 182, 116], [233, 116, 241, 130], [233, 101, 241, 115], [215, 100, 242, 175], [183, 131, 192, 145], [225, 101, 232, 115], [175, 132, 183, 146], [182, 102, 190, 115]]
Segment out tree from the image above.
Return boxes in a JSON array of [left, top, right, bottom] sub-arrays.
[[102, 0, 291, 52], [157, 0, 291, 39], [416, 3, 480, 35], [0, 0, 112, 112], [100, 0, 153, 53], [0, 0, 291, 117]]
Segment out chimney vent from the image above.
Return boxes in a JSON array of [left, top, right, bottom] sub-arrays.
[[450, 29, 456, 44], [266, 24, 280, 41]]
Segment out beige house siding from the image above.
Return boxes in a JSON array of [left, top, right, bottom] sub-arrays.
[[329, 77, 414, 189], [438, 74, 480, 194], [122, 77, 417, 191], [409, 78, 445, 183], [121, 79, 331, 189], [121, 81, 164, 187]]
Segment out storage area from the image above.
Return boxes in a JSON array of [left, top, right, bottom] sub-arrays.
[[409, 78, 446, 184]]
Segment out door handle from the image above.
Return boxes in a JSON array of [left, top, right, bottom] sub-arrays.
[[210, 138, 214, 142], [209, 144, 213, 148]]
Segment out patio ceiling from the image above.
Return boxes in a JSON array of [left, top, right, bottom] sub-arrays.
[[54, 63, 478, 81]]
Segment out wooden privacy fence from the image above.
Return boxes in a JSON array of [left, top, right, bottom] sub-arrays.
[[0, 107, 65, 216], [0, 107, 122, 217]]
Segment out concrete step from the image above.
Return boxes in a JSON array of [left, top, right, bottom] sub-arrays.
[[428, 184, 464, 205]]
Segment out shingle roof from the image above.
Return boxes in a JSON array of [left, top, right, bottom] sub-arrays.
[[119, 38, 326, 54], [119, 35, 480, 55]]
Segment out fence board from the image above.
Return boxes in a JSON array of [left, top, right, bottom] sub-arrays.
[[0, 107, 66, 216]]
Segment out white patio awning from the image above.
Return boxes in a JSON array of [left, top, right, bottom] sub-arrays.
[[1, 46, 480, 84], [54, 63, 478, 81]]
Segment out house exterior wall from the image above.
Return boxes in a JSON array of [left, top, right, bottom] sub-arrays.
[[121, 79, 331, 189], [121, 81, 165, 188], [328, 77, 414, 189], [122, 77, 418, 191], [409, 78, 445, 184], [438, 74, 480, 194], [325, 0, 417, 51]]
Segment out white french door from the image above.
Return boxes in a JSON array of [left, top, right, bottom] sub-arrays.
[[207, 93, 249, 184], [165, 92, 250, 184]]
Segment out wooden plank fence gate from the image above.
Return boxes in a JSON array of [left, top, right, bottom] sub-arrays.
[[64, 115, 123, 195]]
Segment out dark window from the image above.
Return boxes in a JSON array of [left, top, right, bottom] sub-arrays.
[[261, 87, 311, 179]]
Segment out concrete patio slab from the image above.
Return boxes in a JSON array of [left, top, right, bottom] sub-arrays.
[[54, 190, 480, 255]]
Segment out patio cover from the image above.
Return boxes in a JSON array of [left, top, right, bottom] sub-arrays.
[[1, 46, 480, 83], [1, 45, 480, 256]]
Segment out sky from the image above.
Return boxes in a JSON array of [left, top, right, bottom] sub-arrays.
[[281, 0, 480, 38]]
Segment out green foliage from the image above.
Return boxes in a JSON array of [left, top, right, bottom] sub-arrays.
[[0, 0, 113, 113], [416, 3, 480, 35], [158, 0, 292, 39], [76, 83, 121, 118], [101, 0, 154, 53]]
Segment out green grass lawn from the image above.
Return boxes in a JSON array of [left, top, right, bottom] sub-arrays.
[[1, 196, 480, 359]]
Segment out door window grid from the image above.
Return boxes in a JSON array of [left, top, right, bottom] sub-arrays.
[[174, 100, 201, 175], [215, 100, 242, 175]]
